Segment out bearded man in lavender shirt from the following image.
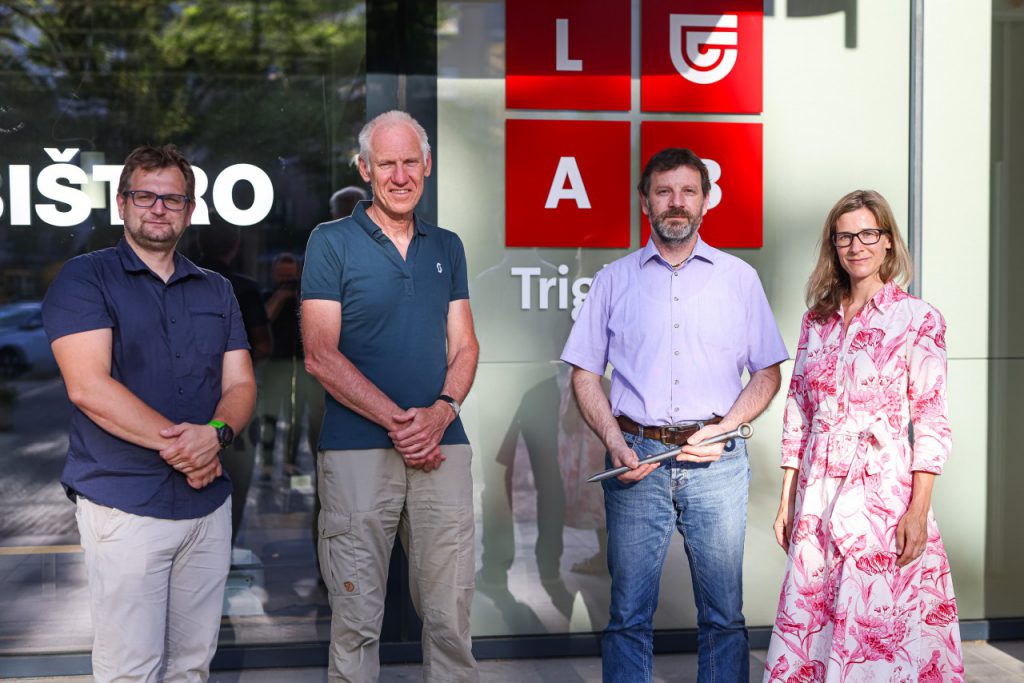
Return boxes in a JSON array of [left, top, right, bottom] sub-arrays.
[[561, 148, 788, 683]]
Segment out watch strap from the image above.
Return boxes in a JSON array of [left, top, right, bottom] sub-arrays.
[[438, 394, 461, 416], [207, 420, 233, 448]]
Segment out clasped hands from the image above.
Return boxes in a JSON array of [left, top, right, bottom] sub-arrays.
[[388, 401, 455, 473], [159, 423, 222, 490], [609, 422, 732, 483]]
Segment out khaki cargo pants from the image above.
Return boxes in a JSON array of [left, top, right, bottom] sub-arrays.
[[318, 444, 478, 683]]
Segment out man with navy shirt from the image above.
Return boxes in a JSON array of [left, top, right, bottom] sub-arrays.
[[301, 111, 480, 683], [42, 144, 256, 683], [562, 148, 787, 683]]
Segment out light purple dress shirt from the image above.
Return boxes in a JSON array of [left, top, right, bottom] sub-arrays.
[[560, 237, 788, 426]]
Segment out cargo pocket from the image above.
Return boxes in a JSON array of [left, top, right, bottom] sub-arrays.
[[318, 511, 359, 597]]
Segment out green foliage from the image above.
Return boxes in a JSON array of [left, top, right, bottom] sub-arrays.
[[0, 0, 368, 270]]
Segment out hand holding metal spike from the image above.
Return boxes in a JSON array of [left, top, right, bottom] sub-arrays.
[[586, 423, 754, 483]]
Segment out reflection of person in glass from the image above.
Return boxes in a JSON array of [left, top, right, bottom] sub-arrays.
[[555, 364, 608, 574], [561, 148, 788, 683], [763, 191, 963, 681], [197, 217, 271, 543], [41, 145, 257, 682], [301, 111, 480, 682], [260, 252, 314, 478], [330, 185, 368, 222]]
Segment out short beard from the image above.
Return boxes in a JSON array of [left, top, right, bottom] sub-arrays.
[[651, 209, 701, 246], [125, 222, 180, 253]]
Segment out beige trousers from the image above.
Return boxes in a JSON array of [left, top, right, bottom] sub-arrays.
[[318, 445, 478, 683], [76, 496, 231, 683]]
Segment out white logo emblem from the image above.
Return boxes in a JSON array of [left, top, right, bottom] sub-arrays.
[[436, 263, 443, 273], [670, 14, 738, 85]]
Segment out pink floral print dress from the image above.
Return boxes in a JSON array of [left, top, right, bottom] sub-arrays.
[[763, 281, 963, 683]]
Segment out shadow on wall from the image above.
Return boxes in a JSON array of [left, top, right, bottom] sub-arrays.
[[787, 0, 859, 49]]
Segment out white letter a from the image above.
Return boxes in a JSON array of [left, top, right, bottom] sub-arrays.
[[545, 156, 591, 209]]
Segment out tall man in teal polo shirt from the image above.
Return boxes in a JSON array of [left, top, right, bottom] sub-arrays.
[[301, 110, 480, 683]]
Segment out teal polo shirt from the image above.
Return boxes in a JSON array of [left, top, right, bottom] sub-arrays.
[[301, 200, 470, 450]]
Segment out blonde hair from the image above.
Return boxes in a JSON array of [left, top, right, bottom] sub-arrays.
[[806, 190, 913, 320]]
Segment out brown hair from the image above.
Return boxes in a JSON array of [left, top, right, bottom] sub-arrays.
[[117, 144, 195, 198], [638, 148, 710, 199], [806, 190, 913, 320]]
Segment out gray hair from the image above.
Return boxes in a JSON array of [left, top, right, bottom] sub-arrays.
[[357, 110, 431, 165]]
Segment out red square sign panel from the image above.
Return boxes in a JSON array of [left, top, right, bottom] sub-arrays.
[[506, 119, 631, 248], [506, 0, 631, 111], [641, 0, 763, 113], [640, 121, 762, 248]]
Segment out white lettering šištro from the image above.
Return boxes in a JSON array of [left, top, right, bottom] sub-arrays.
[[0, 149, 275, 228], [670, 14, 739, 85]]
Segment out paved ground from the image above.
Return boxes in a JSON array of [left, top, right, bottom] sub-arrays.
[[5, 641, 1023, 682]]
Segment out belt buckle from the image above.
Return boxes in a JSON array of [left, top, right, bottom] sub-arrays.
[[660, 425, 685, 445], [662, 421, 703, 445]]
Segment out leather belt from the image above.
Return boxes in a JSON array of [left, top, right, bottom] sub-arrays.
[[616, 414, 722, 445]]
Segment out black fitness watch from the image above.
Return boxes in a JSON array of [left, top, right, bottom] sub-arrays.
[[208, 420, 235, 449]]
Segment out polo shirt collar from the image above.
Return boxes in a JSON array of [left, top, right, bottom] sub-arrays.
[[115, 237, 203, 284], [353, 200, 430, 241], [638, 234, 715, 268]]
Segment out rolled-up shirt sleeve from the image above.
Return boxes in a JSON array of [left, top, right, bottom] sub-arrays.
[[560, 268, 611, 376], [908, 307, 952, 474]]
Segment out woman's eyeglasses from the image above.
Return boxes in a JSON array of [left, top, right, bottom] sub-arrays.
[[832, 228, 887, 248]]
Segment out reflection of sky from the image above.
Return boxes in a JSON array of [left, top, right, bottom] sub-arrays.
[[3, 23, 54, 83]]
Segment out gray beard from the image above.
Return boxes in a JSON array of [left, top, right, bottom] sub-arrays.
[[652, 213, 701, 246]]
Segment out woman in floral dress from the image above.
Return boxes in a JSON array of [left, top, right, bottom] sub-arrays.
[[763, 190, 963, 683]]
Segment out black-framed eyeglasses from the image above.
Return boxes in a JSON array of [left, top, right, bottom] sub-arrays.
[[123, 190, 190, 212], [832, 228, 888, 248]]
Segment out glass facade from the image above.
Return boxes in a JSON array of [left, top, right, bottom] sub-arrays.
[[0, 0, 366, 657], [987, 0, 1024, 620], [0, 0, 1016, 675]]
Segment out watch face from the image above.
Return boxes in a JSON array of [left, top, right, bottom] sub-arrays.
[[218, 425, 235, 447]]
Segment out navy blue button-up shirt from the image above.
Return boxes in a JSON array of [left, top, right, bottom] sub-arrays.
[[42, 239, 249, 520]]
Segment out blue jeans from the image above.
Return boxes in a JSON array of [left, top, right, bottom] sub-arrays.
[[601, 429, 751, 683]]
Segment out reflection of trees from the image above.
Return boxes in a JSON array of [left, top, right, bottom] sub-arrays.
[[0, 1, 368, 279], [1, 1, 365, 144]]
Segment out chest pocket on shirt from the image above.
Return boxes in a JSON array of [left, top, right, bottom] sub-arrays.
[[190, 309, 229, 354], [697, 297, 745, 354]]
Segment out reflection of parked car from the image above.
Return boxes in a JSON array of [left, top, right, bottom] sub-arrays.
[[0, 302, 58, 379]]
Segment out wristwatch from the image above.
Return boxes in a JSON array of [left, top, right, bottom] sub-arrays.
[[208, 420, 235, 449], [438, 394, 461, 417]]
